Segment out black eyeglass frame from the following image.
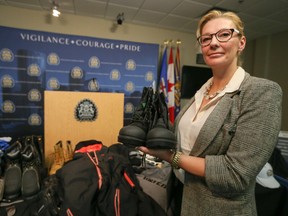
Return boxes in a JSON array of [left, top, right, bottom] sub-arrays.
[[197, 28, 240, 46]]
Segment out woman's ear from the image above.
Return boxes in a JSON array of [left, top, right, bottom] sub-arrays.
[[238, 35, 246, 52]]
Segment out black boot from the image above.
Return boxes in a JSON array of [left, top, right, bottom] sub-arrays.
[[118, 87, 154, 147], [21, 144, 41, 199], [3, 141, 22, 199], [23, 135, 46, 179], [146, 92, 177, 149], [21, 135, 44, 166]]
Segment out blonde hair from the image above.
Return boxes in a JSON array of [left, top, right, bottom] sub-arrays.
[[197, 10, 245, 37], [197, 10, 245, 65]]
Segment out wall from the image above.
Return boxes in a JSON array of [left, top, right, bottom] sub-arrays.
[[0, 5, 197, 67], [244, 32, 288, 130]]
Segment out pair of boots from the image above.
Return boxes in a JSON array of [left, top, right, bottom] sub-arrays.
[[118, 87, 176, 149], [3, 140, 41, 200], [49, 140, 73, 175]]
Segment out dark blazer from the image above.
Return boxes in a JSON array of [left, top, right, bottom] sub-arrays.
[[174, 72, 282, 216]]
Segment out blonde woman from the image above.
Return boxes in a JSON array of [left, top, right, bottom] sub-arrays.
[[138, 10, 282, 215]]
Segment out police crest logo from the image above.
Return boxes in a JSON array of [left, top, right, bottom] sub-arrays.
[[27, 63, 41, 76], [75, 99, 97, 122], [1, 100, 15, 113], [110, 69, 120, 80], [145, 71, 154, 81], [1, 75, 14, 88], [48, 77, 60, 90], [124, 102, 134, 114], [0, 48, 14, 62], [28, 113, 42, 126], [47, 52, 60, 65], [88, 56, 100, 68], [125, 81, 135, 93], [28, 89, 41, 102], [125, 59, 136, 70], [88, 79, 99, 91], [71, 66, 83, 79]]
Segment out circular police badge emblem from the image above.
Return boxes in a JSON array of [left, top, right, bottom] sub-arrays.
[[1, 75, 14, 88], [28, 113, 42, 126], [47, 78, 60, 90], [71, 66, 83, 79], [124, 102, 134, 114], [145, 71, 154, 81], [28, 89, 41, 102], [88, 56, 100, 68], [27, 63, 41, 77], [110, 69, 120, 80], [0, 48, 14, 62], [47, 53, 60, 65], [88, 79, 100, 91], [125, 81, 135, 93], [75, 99, 97, 122], [1, 100, 16, 113], [125, 59, 136, 70]]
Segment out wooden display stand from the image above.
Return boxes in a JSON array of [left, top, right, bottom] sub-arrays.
[[44, 91, 124, 166]]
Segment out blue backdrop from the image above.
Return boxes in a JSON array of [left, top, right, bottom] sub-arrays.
[[0, 26, 159, 137]]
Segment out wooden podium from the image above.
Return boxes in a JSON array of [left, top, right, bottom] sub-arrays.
[[44, 91, 124, 165]]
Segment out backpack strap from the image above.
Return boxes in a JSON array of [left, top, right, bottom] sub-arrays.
[[87, 151, 103, 189]]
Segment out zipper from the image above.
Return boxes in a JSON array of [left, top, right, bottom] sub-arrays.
[[114, 188, 120, 216], [87, 151, 103, 189]]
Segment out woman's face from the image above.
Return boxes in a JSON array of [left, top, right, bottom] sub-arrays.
[[200, 17, 246, 69]]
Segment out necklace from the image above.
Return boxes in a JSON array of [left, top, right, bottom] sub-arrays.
[[204, 81, 226, 100]]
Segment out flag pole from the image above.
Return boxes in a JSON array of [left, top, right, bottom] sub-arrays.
[[174, 39, 181, 118]]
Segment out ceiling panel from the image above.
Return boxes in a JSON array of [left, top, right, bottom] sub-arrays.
[[267, 8, 288, 23], [159, 15, 192, 28], [105, 3, 139, 21], [142, 0, 183, 13], [216, 0, 263, 12], [0, 0, 288, 41], [109, 0, 144, 8], [171, 1, 211, 18], [74, 1, 106, 17], [133, 10, 166, 24], [242, 0, 288, 17]]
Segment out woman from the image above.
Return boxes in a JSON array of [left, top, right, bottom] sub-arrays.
[[138, 10, 282, 215]]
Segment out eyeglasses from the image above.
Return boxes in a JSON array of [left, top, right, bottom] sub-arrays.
[[197, 28, 240, 46]]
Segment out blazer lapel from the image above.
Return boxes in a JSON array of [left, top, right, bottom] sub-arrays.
[[190, 95, 234, 156]]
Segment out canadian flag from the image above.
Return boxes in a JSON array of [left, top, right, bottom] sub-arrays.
[[174, 45, 181, 118], [167, 48, 175, 124]]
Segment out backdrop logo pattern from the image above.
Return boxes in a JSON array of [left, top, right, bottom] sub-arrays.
[[28, 89, 41, 102], [47, 78, 60, 90], [89, 56, 100, 68], [0, 26, 159, 136], [110, 69, 120, 80], [27, 63, 41, 76], [71, 66, 83, 79], [1, 100, 15, 113], [1, 75, 15, 88], [88, 79, 99, 91], [47, 53, 60, 65], [28, 113, 42, 126], [0, 48, 14, 62], [124, 102, 134, 114], [126, 59, 136, 70]]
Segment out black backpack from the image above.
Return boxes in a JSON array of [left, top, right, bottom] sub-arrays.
[[37, 141, 166, 216]]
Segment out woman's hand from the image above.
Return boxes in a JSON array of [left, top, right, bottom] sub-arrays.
[[138, 146, 206, 177], [136, 146, 174, 163]]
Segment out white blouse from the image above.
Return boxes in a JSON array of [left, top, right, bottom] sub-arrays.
[[178, 67, 245, 155]]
